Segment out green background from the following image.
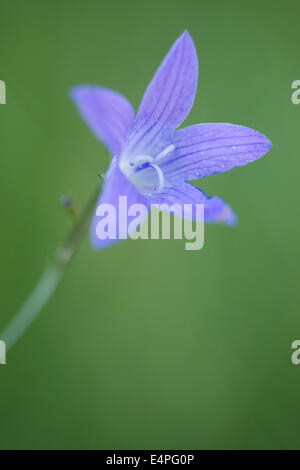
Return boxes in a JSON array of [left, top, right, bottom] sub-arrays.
[[0, 0, 299, 450]]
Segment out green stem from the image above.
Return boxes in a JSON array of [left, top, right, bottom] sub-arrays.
[[1, 184, 102, 351]]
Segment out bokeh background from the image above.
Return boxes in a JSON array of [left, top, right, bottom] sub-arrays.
[[0, 0, 299, 450]]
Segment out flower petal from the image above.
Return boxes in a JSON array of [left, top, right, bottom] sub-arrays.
[[150, 182, 237, 225], [161, 123, 272, 184], [91, 157, 150, 250], [123, 31, 198, 156], [70, 86, 135, 157]]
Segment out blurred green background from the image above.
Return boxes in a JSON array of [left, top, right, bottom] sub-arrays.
[[0, 0, 299, 450]]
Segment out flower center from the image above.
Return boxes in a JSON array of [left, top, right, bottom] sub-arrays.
[[119, 145, 174, 197]]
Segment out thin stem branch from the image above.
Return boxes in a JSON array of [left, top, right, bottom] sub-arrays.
[[1, 184, 102, 351]]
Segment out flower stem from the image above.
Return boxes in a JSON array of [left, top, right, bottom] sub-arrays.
[[1, 184, 102, 351]]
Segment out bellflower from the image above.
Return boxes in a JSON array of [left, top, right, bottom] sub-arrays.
[[70, 31, 271, 249]]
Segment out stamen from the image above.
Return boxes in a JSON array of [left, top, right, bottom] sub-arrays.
[[150, 163, 165, 193], [131, 155, 154, 169], [123, 153, 167, 195], [155, 144, 175, 162]]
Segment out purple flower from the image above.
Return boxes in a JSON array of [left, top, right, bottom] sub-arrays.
[[70, 31, 271, 249]]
